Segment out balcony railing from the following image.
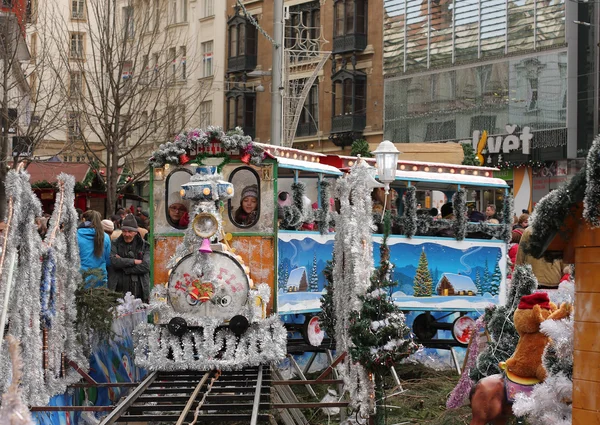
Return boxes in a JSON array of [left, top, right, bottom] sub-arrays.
[[227, 55, 257, 73], [332, 34, 367, 54], [331, 114, 366, 134]]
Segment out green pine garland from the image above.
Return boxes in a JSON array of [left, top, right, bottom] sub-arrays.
[[75, 269, 123, 356]]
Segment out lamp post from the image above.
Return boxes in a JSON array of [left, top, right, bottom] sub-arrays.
[[373, 140, 400, 195]]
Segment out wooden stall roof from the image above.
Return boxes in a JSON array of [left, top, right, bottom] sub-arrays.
[[26, 162, 90, 183]]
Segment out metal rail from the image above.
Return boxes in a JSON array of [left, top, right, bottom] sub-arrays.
[[250, 365, 264, 425], [98, 368, 271, 424], [99, 371, 158, 425]]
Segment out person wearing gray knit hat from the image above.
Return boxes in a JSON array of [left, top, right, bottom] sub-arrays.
[[234, 184, 259, 226], [120, 214, 139, 232], [109, 213, 150, 302]]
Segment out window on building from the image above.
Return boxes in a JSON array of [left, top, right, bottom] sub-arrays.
[[70, 33, 84, 59], [72, 0, 85, 19], [199, 101, 212, 127], [227, 11, 258, 72], [153, 0, 159, 30], [152, 52, 160, 86], [202, 0, 213, 18], [424, 120, 456, 142], [179, 46, 186, 80], [30, 72, 37, 101], [226, 91, 256, 137], [68, 112, 82, 140], [167, 106, 177, 136], [27, 0, 37, 23], [297, 82, 319, 136], [180, 0, 187, 22], [69, 71, 83, 98], [470, 115, 497, 134], [141, 55, 149, 84], [333, 0, 367, 52], [122, 60, 133, 87], [123, 6, 135, 38], [202, 41, 213, 77], [332, 74, 366, 117], [285, 2, 320, 62], [169, 47, 176, 82], [169, 0, 186, 24], [527, 77, 538, 111], [30, 33, 37, 61]]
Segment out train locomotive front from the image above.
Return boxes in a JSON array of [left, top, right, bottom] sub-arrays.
[[134, 166, 287, 371]]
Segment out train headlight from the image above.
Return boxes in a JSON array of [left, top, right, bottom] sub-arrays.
[[192, 213, 218, 239]]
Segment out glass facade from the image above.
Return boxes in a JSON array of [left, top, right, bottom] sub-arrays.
[[384, 0, 566, 75], [384, 51, 567, 146]]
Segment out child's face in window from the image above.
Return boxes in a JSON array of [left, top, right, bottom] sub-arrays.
[[242, 196, 258, 214]]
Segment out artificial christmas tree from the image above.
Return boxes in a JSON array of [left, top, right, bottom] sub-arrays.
[[348, 213, 418, 425], [413, 249, 433, 297]]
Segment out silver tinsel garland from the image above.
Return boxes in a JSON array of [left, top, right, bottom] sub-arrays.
[[332, 159, 380, 416], [133, 315, 286, 371], [0, 172, 87, 406]]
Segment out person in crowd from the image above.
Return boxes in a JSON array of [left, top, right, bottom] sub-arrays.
[[436, 203, 455, 237], [485, 204, 499, 224], [101, 219, 114, 237], [136, 206, 143, 217], [234, 184, 259, 226], [168, 193, 189, 228], [513, 213, 529, 231], [36, 217, 47, 238], [371, 187, 398, 215], [109, 214, 150, 302], [77, 209, 111, 286], [516, 226, 565, 288], [139, 210, 150, 228], [116, 208, 126, 221], [111, 214, 122, 229], [75, 208, 84, 222], [134, 215, 149, 239]]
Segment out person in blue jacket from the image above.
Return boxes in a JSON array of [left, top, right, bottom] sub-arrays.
[[77, 209, 111, 286]]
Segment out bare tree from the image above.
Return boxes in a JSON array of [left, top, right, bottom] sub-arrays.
[[53, 0, 209, 215], [0, 2, 69, 218]]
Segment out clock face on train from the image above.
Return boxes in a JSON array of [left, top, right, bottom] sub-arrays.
[[168, 251, 249, 321]]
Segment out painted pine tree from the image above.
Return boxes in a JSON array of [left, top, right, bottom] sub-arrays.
[[482, 259, 491, 295], [475, 270, 483, 295], [490, 252, 503, 296], [413, 249, 433, 297], [278, 259, 291, 292], [309, 252, 319, 292]]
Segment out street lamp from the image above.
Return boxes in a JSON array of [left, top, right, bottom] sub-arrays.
[[373, 140, 400, 195]]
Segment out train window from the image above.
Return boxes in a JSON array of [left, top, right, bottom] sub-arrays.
[[165, 168, 192, 230], [228, 167, 260, 228]]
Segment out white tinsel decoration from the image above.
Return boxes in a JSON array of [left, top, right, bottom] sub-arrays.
[[512, 281, 574, 425], [0, 335, 34, 425], [332, 159, 379, 416], [0, 172, 87, 405]]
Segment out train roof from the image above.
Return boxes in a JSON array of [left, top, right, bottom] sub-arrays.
[[254, 143, 343, 176], [390, 170, 509, 189]]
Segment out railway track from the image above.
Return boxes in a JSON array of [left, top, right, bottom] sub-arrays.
[[100, 365, 271, 425]]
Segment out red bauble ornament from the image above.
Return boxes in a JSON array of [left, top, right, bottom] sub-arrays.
[[180, 154, 190, 164], [240, 153, 251, 164]]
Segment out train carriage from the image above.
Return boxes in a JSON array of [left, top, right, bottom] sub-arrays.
[[147, 128, 511, 350]]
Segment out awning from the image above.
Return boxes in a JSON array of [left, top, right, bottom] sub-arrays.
[[26, 162, 90, 184]]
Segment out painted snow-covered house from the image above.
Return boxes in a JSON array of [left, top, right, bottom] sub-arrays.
[[287, 267, 308, 292], [436, 273, 477, 296]]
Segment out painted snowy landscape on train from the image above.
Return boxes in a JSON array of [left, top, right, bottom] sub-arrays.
[[277, 232, 506, 314]]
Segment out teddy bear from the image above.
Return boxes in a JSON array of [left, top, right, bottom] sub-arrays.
[[504, 292, 571, 382]]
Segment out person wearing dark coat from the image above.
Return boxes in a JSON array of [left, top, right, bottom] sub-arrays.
[[109, 214, 150, 302]]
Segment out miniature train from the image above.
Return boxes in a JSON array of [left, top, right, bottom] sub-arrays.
[[141, 127, 512, 361]]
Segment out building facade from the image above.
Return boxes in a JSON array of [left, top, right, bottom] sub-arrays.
[[383, 0, 599, 209], [224, 0, 384, 153]]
